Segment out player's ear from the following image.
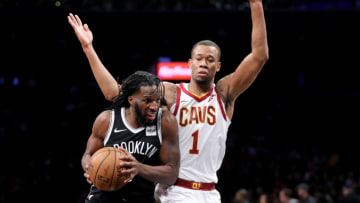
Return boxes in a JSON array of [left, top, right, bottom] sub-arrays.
[[216, 62, 221, 72], [128, 96, 134, 105], [188, 58, 192, 65], [188, 58, 194, 70]]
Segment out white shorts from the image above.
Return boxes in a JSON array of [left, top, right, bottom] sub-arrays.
[[155, 184, 221, 203]]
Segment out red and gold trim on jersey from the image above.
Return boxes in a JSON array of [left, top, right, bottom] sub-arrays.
[[180, 83, 214, 102], [173, 83, 227, 121], [175, 178, 215, 191]]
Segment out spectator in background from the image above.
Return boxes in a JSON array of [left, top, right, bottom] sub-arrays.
[[279, 188, 298, 203], [339, 183, 360, 203], [233, 188, 251, 203], [258, 193, 268, 203], [297, 183, 316, 203]]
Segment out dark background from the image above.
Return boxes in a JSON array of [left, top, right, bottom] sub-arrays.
[[1, 0, 360, 202]]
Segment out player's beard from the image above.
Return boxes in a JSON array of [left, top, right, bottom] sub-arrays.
[[134, 102, 153, 126], [194, 77, 210, 85], [194, 71, 213, 85]]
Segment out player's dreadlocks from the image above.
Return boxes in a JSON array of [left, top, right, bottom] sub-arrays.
[[110, 71, 164, 110]]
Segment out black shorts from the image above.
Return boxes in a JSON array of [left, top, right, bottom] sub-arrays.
[[85, 186, 155, 203]]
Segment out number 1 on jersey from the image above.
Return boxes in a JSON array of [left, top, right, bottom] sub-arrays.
[[189, 130, 199, 154]]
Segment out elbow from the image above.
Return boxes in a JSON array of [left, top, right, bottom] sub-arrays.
[[263, 49, 269, 61], [166, 178, 177, 186], [259, 47, 269, 62], [166, 166, 179, 185], [254, 48, 269, 64], [102, 85, 120, 102], [253, 43, 269, 59], [104, 90, 119, 102], [104, 94, 114, 102], [168, 177, 178, 186], [264, 49, 269, 62]]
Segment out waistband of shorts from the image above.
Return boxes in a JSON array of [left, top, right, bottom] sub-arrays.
[[174, 178, 215, 191]]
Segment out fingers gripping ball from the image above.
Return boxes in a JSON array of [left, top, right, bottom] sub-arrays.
[[88, 147, 130, 191]]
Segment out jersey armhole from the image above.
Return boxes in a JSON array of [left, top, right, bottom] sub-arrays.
[[103, 110, 115, 145], [157, 108, 163, 144], [172, 84, 181, 116], [214, 88, 227, 121]]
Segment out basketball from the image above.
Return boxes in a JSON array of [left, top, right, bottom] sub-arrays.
[[87, 147, 130, 191]]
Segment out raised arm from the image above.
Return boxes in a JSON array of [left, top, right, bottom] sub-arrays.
[[119, 110, 180, 185], [216, 0, 269, 119], [68, 13, 119, 101], [81, 111, 110, 183]]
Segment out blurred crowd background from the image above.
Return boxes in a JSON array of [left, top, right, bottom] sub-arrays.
[[1, 0, 360, 203], [1, 0, 360, 10]]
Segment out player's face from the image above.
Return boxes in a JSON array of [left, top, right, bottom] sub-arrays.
[[189, 45, 221, 84], [132, 85, 161, 126]]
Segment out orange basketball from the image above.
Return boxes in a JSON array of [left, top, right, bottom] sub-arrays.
[[87, 147, 130, 191]]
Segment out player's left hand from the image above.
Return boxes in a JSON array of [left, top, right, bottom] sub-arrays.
[[83, 164, 93, 184]]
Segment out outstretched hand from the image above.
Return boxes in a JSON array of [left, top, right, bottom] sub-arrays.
[[67, 13, 93, 49]]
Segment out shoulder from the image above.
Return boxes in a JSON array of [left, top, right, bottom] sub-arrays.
[[94, 110, 111, 125], [163, 82, 178, 108], [92, 110, 112, 139], [163, 81, 177, 91]]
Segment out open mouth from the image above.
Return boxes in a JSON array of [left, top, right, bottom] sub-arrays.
[[145, 112, 156, 120]]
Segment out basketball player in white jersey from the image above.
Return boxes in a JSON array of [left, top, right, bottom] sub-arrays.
[[68, 0, 268, 201]]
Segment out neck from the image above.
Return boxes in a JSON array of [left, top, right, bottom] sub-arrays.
[[125, 108, 140, 129], [188, 79, 213, 95]]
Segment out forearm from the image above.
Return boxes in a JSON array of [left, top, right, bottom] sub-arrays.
[[250, 1, 269, 61], [138, 163, 178, 185], [83, 46, 119, 101]]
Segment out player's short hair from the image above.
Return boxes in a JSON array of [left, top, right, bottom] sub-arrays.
[[191, 40, 221, 61], [111, 71, 162, 109]]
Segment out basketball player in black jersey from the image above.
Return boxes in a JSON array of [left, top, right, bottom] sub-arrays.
[[81, 71, 180, 203]]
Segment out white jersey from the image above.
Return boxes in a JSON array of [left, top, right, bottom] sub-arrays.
[[170, 83, 231, 183]]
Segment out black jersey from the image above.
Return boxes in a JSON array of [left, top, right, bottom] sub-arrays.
[[86, 107, 163, 203]]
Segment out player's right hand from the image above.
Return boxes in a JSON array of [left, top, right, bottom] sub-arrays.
[[118, 147, 139, 183], [83, 164, 93, 184], [67, 13, 93, 49]]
